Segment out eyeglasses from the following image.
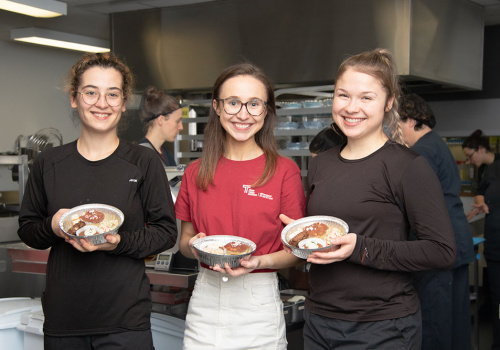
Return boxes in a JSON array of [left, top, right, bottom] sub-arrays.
[[75, 88, 124, 107], [216, 98, 267, 116], [465, 150, 476, 161]]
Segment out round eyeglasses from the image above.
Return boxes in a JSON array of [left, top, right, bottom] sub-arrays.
[[75, 88, 124, 107], [216, 98, 267, 116]]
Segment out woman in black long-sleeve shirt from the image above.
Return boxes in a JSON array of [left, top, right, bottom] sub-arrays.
[[18, 53, 177, 350], [283, 49, 456, 350]]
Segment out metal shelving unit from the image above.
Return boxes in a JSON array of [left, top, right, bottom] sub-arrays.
[[174, 85, 336, 183]]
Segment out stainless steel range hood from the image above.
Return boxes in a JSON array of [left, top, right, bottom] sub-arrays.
[[112, 0, 484, 94]]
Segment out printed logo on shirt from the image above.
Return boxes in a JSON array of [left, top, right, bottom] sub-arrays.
[[129, 179, 138, 183], [242, 185, 273, 200]]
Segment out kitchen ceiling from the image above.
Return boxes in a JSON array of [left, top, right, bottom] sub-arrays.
[[62, 0, 500, 24]]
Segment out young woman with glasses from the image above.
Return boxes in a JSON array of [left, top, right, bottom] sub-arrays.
[[139, 86, 183, 167], [282, 49, 456, 349], [175, 62, 306, 349], [463, 129, 500, 349], [17, 52, 178, 350]]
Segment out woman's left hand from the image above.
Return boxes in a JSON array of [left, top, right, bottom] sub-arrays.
[[307, 233, 357, 264], [67, 233, 121, 253], [211, 255, 261, 276]]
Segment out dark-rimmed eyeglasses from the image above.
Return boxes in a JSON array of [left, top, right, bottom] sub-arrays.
[[216, 97, 267, 116], [75, 88, 124, 107], [465, 149, 476, 161]]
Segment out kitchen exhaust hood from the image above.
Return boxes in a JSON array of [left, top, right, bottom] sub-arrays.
[[111, 0, 484, 94]]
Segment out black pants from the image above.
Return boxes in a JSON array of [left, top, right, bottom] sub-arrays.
[[487, 260, 500, 350], [303, 309, 422, 350], [413, 264, 471, 350], [44, 329, 155, 350]]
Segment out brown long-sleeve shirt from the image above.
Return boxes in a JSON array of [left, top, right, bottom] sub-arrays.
[[306, 141, 456, 322]]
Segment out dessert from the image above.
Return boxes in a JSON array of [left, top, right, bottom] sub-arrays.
[[77, 225, 102, 237], [298, 238, 327, 249], [223, 242, 251, 255], [65, 208, 119, 236], [67, 221, 86, 236], [288, 222, 345, 249], [202, 241, 252, 256], [80, 209, 105, 224]]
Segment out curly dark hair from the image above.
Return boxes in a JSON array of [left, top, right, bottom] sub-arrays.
[[398, 93, 436, 130]]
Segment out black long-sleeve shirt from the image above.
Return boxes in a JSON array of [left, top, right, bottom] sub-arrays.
[[306, 141, 456, 322], [18, 140, 177, 336]]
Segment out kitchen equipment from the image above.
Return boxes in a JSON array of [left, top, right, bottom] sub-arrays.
[[0, 297, 41, 350], [17, 310, 43, 350], [281, 289, 307, 325], [25, 128, 62, 164]]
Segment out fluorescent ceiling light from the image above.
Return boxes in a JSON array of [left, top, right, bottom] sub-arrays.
[[0, 0, 66, 18], [11, 28, 110, 53]]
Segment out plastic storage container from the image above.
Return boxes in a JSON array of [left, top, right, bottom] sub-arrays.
[[150, 313, 185, 350], [17, 310, 44, 350], [0, 298, 41, 350]]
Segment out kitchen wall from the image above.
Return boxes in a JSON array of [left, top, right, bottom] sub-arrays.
[[0, 40, 82, 190], [0, 20, 500, 191], [431, 99, 500, 137]]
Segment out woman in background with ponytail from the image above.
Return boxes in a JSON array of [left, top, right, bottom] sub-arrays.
[[139, 86, 183, 166]]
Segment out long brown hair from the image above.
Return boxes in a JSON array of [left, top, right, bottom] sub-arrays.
[[196, 62, 279, 190], [336, 48, 404, 145]]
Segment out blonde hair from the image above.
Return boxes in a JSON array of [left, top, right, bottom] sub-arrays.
[[336, 48, 404, 145]]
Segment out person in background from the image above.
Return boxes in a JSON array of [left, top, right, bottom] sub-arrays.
[[175, 62, 306, 350], [17, 53, 178, 350], [282, 49, 456, 350], [398, 92, 474, 350], [463, 129, 500, 194], [308, 124, 345, 157], [463, 129, 500, 349], [139, 85, 183, 166]]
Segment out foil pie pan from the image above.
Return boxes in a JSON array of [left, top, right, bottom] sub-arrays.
[[281, 216, 349, 259], [193, 235, 256, 268], [59, 203, 124, 245]]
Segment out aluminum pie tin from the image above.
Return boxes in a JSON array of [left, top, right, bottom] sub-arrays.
[[59, 203, 124, 245], [193, 235, 257, 268], [281, 216, 349, 259]]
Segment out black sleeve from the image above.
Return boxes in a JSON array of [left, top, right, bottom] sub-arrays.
[[110, 154, 178, 259], [18, 155, 60, 250]]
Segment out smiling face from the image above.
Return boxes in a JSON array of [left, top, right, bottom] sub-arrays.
[[213, 75, 267, 144], [332, 68, 394, 143], [160, 108, 183, 142], [70, 66, 126, 135]]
